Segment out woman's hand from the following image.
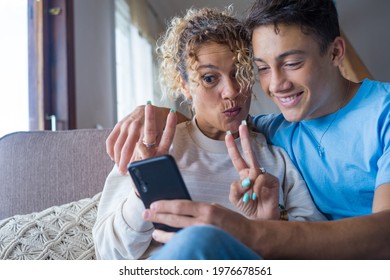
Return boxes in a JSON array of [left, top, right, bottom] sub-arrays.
[[225, 121, 280, 220]]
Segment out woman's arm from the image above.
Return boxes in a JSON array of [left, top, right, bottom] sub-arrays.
[[92, 166, 154, 259]]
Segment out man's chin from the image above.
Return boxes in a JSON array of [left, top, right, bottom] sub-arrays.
[[280, 109, 304, 123]]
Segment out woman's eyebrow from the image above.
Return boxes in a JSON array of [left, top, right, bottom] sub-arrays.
[[197, 64, 218, 70]]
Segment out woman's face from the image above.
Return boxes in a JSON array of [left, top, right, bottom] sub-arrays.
[[183, 42, 251, 140]]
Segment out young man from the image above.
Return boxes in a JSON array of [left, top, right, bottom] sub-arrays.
[[106, 0, 390, 259]]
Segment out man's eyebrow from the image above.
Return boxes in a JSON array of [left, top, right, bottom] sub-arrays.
[[253, 50, 306, 62]]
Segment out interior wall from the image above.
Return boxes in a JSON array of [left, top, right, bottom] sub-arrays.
[[73, 0, 116, 129], [71, 0, 390, 129], [337, 0, 390, 81]]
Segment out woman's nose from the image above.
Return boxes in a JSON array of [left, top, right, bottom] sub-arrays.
[[223, 77, 240, 99]]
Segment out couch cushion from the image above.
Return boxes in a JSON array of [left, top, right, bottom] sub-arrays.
[[0, 129, 113, 220], [0, 193, 100, 260]]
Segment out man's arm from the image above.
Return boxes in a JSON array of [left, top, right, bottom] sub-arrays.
[[373, 183, 390, 212], [145, 184, 390, 259], [248, 183, 390, 259], [248, 209, 390, 259], [106, 105, 189, 174]]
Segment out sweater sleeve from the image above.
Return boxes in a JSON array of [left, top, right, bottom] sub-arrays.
[[92, 165, 158, 259]]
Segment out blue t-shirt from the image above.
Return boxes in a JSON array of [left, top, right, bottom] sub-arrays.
[[252, 79, 390, 220]]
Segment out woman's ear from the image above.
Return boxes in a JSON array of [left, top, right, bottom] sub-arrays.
[[330, 36, 346, 66], [181, 80, 192, 100]]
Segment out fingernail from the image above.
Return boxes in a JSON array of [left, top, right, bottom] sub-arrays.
[[243, 192, 250, 203], [241, 120, 247, 126], [170, 108, 176, 113], [241, 178, 250, 188], [226, 130, 232, 136], [252, 192, 257, 201], [150, 202, 157, 210], [146, 100, 152, 105], [143, 210, 150, 220]]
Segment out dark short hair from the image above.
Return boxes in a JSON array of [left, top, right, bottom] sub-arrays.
[[245, 0, 340, 54]]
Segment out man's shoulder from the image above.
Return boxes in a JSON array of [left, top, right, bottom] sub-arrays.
[[361, 79, 390, 97], [252, 113, 283, 124], [251, 113, 292, 132]]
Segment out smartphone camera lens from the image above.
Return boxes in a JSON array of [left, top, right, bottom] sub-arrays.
[[141, 182, 148, 193], [131, 167, 148, 192]]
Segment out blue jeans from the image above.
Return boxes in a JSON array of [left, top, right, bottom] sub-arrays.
[[150, 225, 262, 260]]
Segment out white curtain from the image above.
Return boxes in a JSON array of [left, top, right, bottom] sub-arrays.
[[115, 0, 156, 121]]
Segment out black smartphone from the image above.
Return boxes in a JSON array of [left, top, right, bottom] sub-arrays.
[[128, 154, 192, 232]]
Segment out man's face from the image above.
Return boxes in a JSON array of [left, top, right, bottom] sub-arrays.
[[252, 24, 337, 121]]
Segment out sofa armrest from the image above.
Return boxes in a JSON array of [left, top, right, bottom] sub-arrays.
[[0, 129, 114, 220]]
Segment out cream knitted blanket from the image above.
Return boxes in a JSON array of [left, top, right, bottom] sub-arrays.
[[0, 193, 100, 260]]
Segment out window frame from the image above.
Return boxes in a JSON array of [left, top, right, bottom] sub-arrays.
[[28, 0, 76, 131]]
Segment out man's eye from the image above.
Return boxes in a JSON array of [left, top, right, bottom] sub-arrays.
[[285, 62, 302, 69]]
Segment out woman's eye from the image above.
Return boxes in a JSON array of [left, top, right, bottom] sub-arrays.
[[202, 75, 216, 84], [256, 66, 269, 73]]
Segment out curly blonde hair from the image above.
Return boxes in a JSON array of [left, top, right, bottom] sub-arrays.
[[157, 7, 254, 102]]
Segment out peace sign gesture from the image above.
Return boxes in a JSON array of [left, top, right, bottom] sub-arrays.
[[225, 121, 280, 220]]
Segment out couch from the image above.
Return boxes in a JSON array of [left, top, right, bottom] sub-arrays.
[[0, 129, 114, 260]]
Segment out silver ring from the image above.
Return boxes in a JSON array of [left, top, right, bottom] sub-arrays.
[[142, 139, 156, 148], [256, 167, 266, 174]]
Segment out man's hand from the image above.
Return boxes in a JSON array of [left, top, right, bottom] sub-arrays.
[[130, 105, 177, 163], [106, 104, 190, 175], [106, 104, 170, 175], [142, 200, 251, 244], [225, 122, 280, 220]]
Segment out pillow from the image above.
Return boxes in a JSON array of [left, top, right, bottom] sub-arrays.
[[0, 193, 101, 260]]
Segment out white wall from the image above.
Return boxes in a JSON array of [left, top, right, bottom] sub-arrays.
[[73, 0, 116, 129], [337, 0, 390, 81], [71, 0, 390, 129]]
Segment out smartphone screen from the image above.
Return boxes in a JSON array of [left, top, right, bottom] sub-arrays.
[[128, 154, 191, 232]]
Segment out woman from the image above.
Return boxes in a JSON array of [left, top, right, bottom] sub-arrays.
[[92, 7, 325, 260]]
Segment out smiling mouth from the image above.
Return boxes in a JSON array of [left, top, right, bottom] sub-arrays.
[[276, 92, 303, 105]]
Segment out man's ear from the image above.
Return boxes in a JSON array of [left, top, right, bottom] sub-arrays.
[[330, 36, 346, 66]]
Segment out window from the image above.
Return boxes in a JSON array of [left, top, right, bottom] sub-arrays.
[[0, 0, 76, 138], [0, 0, 29, 138], [115, 0, 154, 121], [28, 0, 75, 131]]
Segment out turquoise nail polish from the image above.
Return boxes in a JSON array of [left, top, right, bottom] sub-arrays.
[[170, 108, 176, 113], [226, 130, 232, 136], [241, 178, 250, 188], [243, 192, 250, 203], [241, 120, 247, 126], [146, 100, 152, 105], [252, 192, 257, 200]]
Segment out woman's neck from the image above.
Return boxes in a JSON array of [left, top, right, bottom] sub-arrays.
[[194, 118, 239, 140]]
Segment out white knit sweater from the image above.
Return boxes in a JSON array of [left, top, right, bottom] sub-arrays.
[[93, 119, 325, 259]]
